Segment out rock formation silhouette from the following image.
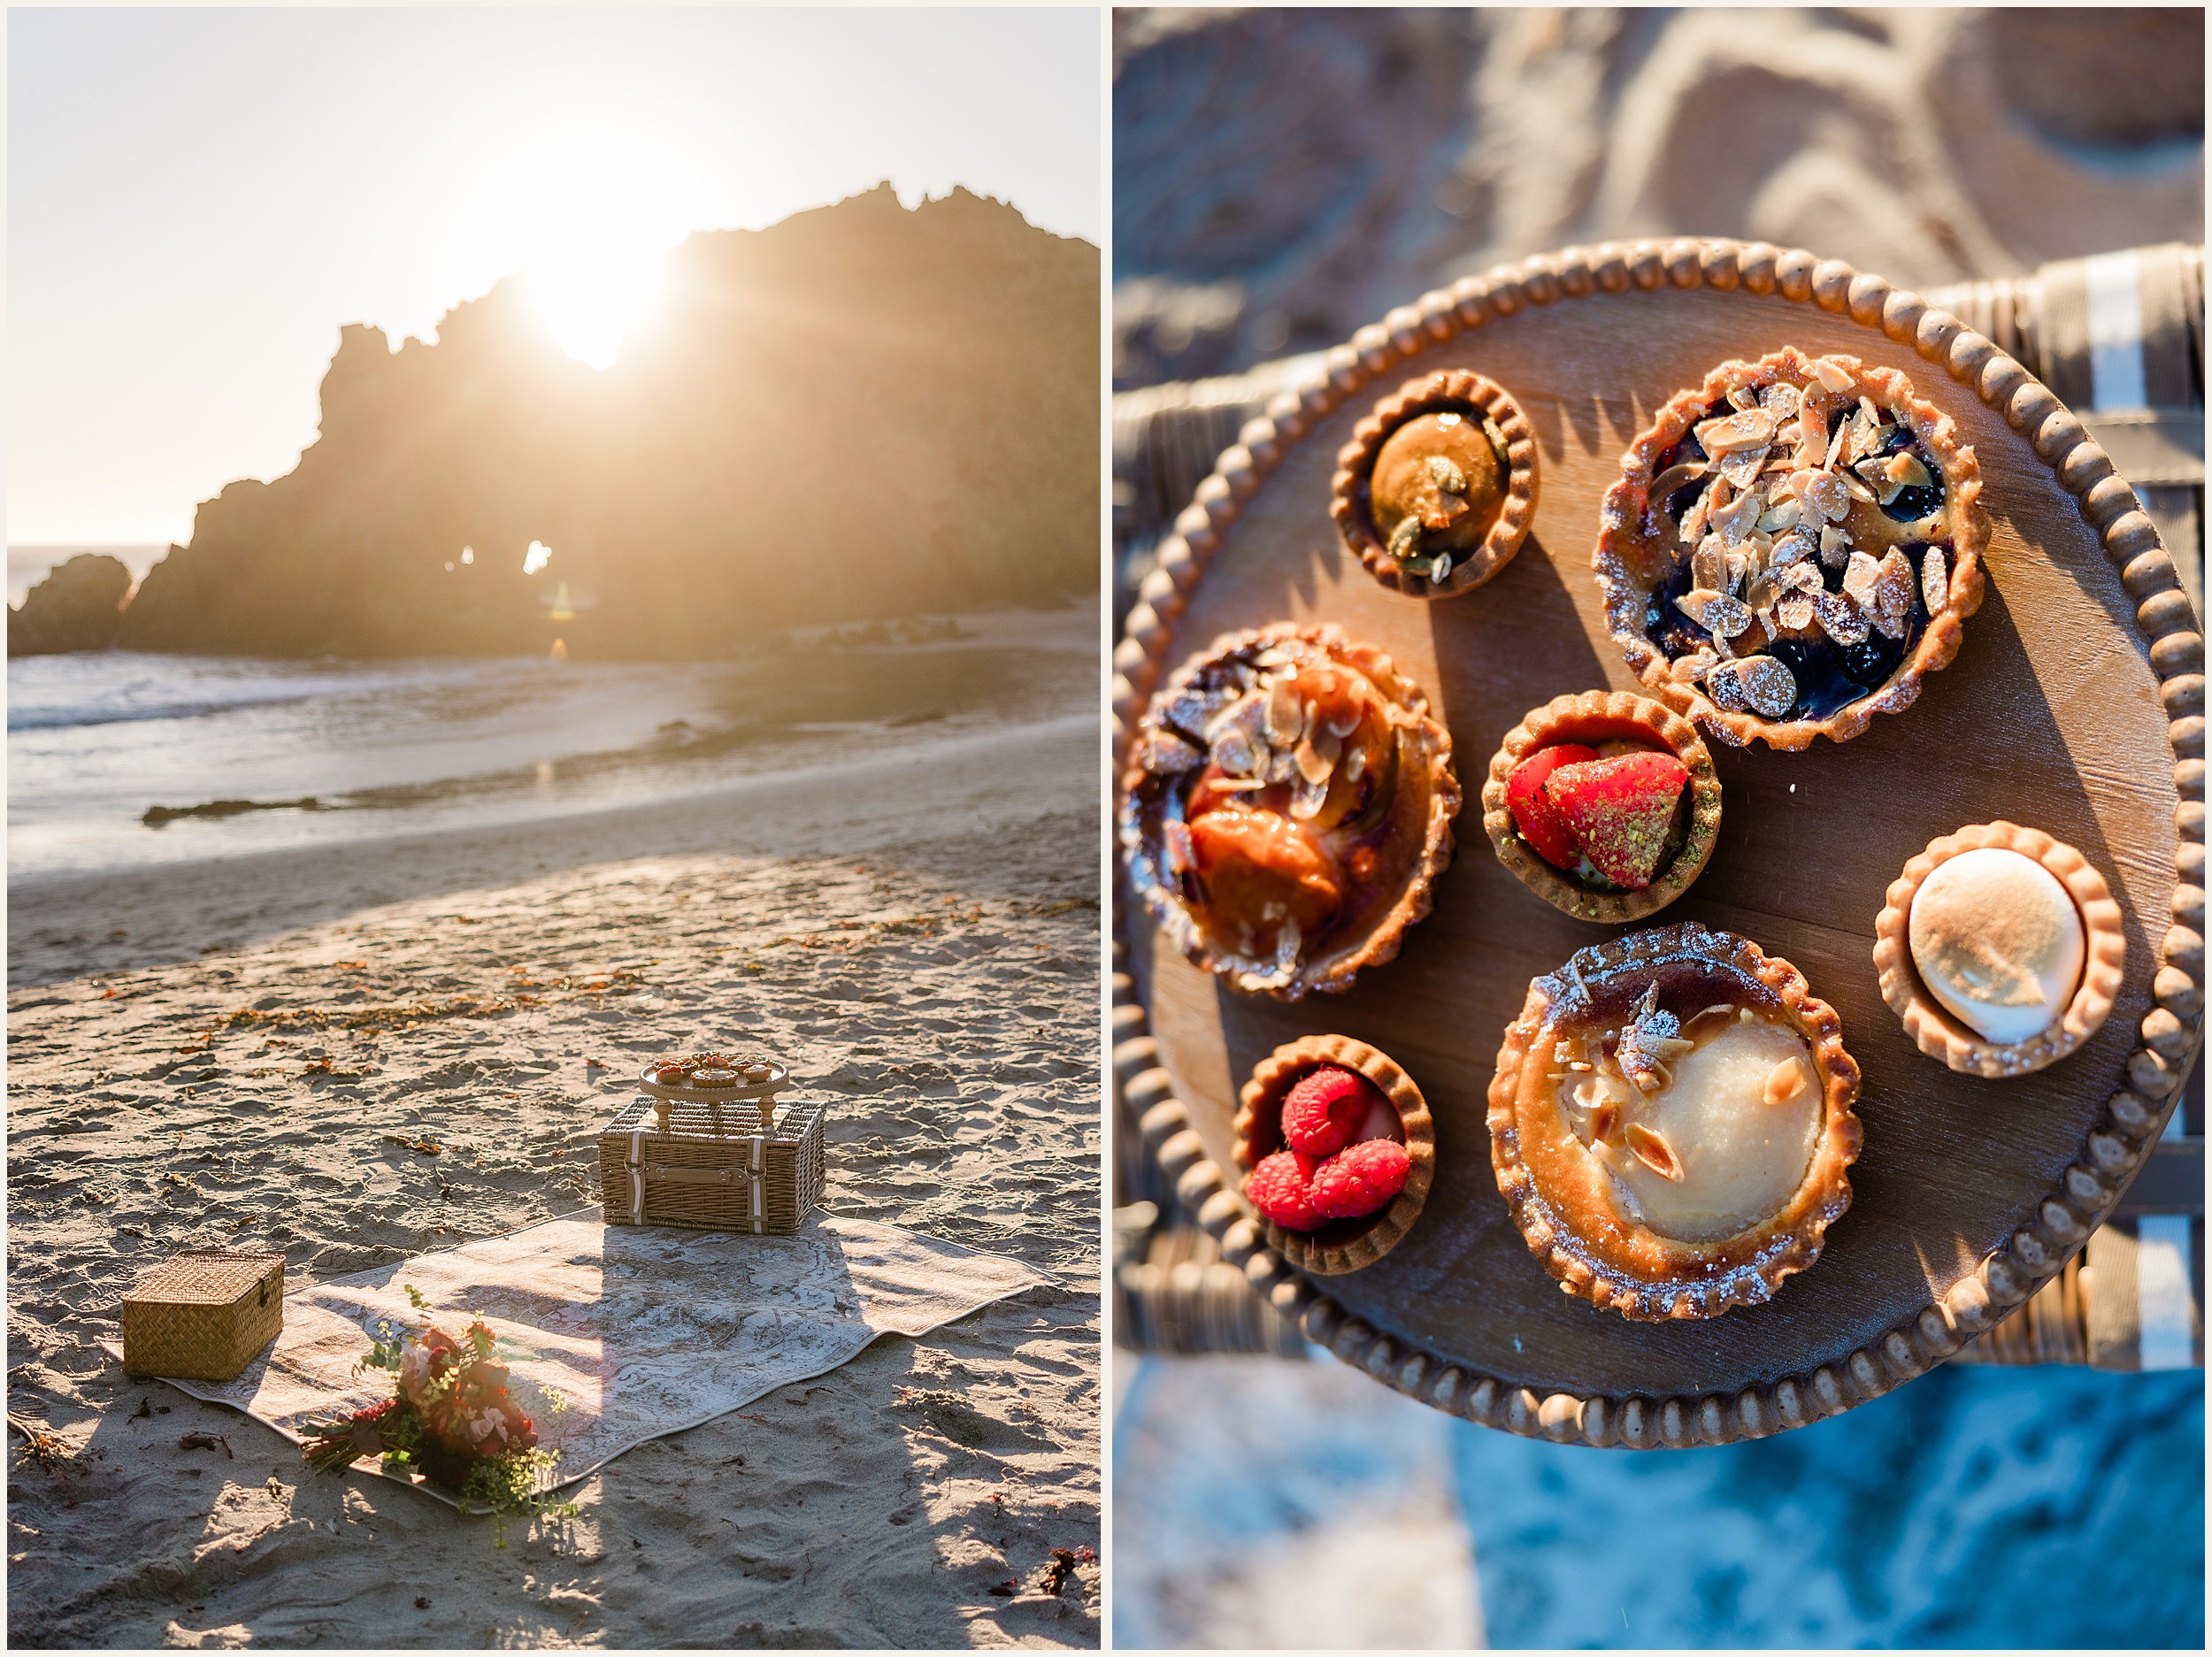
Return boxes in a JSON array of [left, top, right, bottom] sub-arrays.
[[21, 184, 1096, 659], [6, 553, 133, 656]]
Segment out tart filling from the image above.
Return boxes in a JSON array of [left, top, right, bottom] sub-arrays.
[[1594, 348, 1987, 749], [1331, 370, 1540, 599], [1481, 690, 1722, 924], [1118, 624, 1459, 998], [1874, 821, 2127, 1078], [1234, 1033, 1436, 1276], [1488, 923, 1862, 1320]]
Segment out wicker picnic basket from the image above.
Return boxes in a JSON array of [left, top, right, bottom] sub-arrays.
[[596, 1057, 827, 1234], [120, 1251, 285, 1381]]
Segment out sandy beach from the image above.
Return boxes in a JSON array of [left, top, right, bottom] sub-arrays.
[[6, 696, 1101, 1646]]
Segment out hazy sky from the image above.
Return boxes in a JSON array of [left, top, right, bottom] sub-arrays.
[[8, 7, 1103, 548]]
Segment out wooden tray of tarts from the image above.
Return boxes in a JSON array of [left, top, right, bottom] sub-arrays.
[[1113, 238, 2204, 1447]]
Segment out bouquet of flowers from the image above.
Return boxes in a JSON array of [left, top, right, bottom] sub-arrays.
[[301, 1286, 562, 1520]]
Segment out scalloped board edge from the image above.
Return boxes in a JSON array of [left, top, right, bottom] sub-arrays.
[[1110, 235, 2207, 1447]]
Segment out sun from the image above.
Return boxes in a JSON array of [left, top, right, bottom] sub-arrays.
[[467, 134, 713, 369]]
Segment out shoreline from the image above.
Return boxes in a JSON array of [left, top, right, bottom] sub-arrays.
[[10, 710, 1094, 988]]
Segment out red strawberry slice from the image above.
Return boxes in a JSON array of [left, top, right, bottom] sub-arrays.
[[1541, 751, 1691, 889], [1280, 1065, 1386, 1158], [1505, 743, 1599, 870], [1245, 1149, 1325, 1231]]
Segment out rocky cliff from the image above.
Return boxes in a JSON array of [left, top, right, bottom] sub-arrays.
[[5, 553, 133, 656], [89, 185, 1096, 658]]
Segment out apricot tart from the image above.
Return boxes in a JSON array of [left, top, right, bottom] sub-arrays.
[[1873, 821, 2127, 1078], [1234, 1034, 1435, 1275], [1594, 347, 1988, 749], [1488, 922, 1863, 1321], [1118, 623, 1460, 998], [1481, 689, 1722, 923], [1331, 369, 1539, 600]]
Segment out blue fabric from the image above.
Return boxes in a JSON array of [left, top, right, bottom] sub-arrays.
[[1451, 1365, 2204, 1648]]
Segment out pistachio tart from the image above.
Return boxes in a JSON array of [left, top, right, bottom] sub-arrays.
[[1873, 820, 2127, 1078], [1594, 347, 1988, 749], [1488, 922, 1863, 1321], [1118, 623, 1460, 999], [1481, 688, 1722, 924], [1234, 1034, 1435, 1275], [1331, 369, 1539, 600]]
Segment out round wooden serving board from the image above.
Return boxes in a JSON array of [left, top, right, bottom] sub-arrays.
[[1114, 240, 2205, 1447]]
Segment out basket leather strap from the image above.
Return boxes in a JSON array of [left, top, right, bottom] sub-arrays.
[[749, 1135, 764, 1234], [628, 1128, 647, 1224]]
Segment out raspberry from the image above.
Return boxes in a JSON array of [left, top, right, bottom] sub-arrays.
[[1244, 1150, 1325, 1231], [1279, 1065, 1384, 1157], [1541, 750, 1691, 889], [1505, 743, 1599, 870], [1310, 1139, 1411, 1220]]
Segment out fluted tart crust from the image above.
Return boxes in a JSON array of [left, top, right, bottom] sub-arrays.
[[1331, 370, 1540, 600], [1488, 922, 1863, 1321], [1873, 820, 2127, 1078], [1233, 1034, 1436, 1276], [1118, 623, 1460, 1000], [1594, 347, 1988, 750], [1480, 688, 1723, 924]]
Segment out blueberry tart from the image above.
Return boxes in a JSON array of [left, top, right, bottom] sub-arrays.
[[1481, 689, 1722, 924], [1594, 348, 1988, 749], [1331, 370, 1539, 600], [1118, 623, 1460, 998], [1488, 922, 1863, 1321]]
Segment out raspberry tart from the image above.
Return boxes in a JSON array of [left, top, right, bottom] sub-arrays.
[[1594, 347, 1988, 749], [1331, 369, 1539, 600], [1481, 689, 1722, 923], [1118, 623, 1460, 999], [1873, 821, 2128, 1078], [1488, 922, 1862, 1321], [1234, 1034, 1436, 1275]]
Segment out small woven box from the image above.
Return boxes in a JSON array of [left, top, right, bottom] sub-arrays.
[[121, 1252, 285, 1381], [597, 1088, 827, 1235]]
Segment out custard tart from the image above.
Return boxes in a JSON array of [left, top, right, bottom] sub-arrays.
[[1331, 370, 1539, 600], [1874, 820, 2127, 1078], [1119, 624, 1459, 998], [1594, 347, 1988, 749], [1488, 922, 1863, 1320]]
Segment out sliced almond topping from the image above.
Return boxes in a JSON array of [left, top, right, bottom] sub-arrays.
[[1669, 646, 1720, 686], [1759, 495, 1804, 534], [1762, 381, 1801, 419], [1763, 1057, 1809, 1107], [1809, 357, 1856, 394], [1675, 587, 1724, 626], [1842, 473, 1879, 504], [1921, 545, 1949, 616], [1587, 1100, 1620, 1145], [1824, 418, 1848, 471], [1884, 451, 1933, 490], [1625, 1123, 1686, 1183], [1691, 540, 1728, 594], [1775, 594, 1815, 631], [1265, 677, 1304, 747], [1805, 471, 1848, 524], [1727, 385, 1762, 412], [1694, 407, 1778, 457], [1294, 726, 1340, 786], [1780, 559, 1823, 594], [1704, 594, 1755, 639], [1841, 548, 1883, 607], [1683, 1002, 1736, 1037], [1870, 548, 1916, 639], [1716, 447, 1769, 492], [1812, 588, 1870, 645], [1710, 487, 1763, 544]]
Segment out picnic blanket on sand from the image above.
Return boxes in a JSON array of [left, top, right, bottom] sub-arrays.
[[104, 1210, 1054, 1506]]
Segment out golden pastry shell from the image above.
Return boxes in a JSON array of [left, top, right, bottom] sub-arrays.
[[1487, 922, 1863, 1321], [1479, 688, 1723, 924], [1872, 820, 2127, 1078], [1593, 346, 1990, 750], [1234, 1033, 1436, 1277], [1115, 621, 1462, 1001], [1330, 369, 1540, 600]]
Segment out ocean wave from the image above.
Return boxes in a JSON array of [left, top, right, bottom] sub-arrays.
[[7, 693, 318, 733]]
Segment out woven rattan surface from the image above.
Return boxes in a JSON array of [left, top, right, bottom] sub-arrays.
[[597, 1095, 827, 1235], [122, 1252, 285, 1381]]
